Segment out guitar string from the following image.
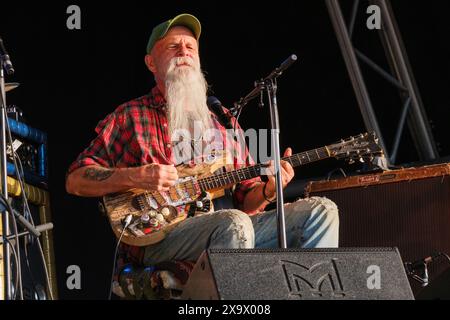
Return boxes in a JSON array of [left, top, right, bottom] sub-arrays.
[[142, 147, 330, 199]]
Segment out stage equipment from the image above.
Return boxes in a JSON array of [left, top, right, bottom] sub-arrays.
[[181, 248, 414, 300], [326, 0, 438, 165], [305, 162, 450, 296]]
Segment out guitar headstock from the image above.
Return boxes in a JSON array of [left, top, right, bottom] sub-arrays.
[[327, 132, 384, 164]]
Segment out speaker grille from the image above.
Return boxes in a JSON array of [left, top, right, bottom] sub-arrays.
[[182, 248, 414, 300], [308, 170, 450, 295]]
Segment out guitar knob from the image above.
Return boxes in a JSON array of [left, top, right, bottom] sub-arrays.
[[160, 207, 170, 216], [160, 206, 178, 222], [196, 201, 204, 209], [141, 213, 150, 223], [149, 218, 159, 228], [155, 214, 165, 223]]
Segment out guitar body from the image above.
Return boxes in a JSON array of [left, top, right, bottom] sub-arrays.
[[103, 151, 230, 247], [102, 133, 382, 248]]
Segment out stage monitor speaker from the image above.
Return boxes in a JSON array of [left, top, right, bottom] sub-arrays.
[[181, 248, 414, 300]]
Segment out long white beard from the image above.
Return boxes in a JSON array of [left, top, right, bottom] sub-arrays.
[[164, 56, 213, 142]]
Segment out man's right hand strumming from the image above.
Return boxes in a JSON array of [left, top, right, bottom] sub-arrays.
[[127, 164, 178, 191], [65, 164, 179, 197]]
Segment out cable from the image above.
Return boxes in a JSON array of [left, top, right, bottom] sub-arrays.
[[13, 155, 40, 298], [0, 195, 21, 299], [441, 253, 450, 264], [0, 194, 22, 299], [11, 156, 38, 297], [12, 164, 54, 301], [108, 214, 133, 300], [23, 239, 39, 299], [4, 116, 54, 300], [2, 237, 20, 299]]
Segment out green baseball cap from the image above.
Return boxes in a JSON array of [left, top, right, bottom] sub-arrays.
[[146, 13, 201, 54]]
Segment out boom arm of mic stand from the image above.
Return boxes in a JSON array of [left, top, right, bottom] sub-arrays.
[[231, 81, 266, 116], [231, 55, 298, 116]]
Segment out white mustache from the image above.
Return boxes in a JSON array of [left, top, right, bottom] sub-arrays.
[[168, 56, 196, 71]]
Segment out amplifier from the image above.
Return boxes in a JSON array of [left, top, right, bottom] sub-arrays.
[[305, 163, 450, 296]]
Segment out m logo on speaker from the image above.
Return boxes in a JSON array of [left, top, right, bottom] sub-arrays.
[[281, 259, 345, 298]]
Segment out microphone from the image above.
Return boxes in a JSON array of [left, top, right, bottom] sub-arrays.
[[207, 96, 234, 130], [409, 254, 440, 269], [0, 36, 15, 75], [404, 254, 442, 287], [266, 54, 298, 81]]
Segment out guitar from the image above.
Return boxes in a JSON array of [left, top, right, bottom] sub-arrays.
[[102, 132, 383, 246]]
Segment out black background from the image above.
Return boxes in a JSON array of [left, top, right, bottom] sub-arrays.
[[1, 0, 449, 299]]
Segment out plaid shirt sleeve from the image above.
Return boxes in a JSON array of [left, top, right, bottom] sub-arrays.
[[67, 110, 123, 174]]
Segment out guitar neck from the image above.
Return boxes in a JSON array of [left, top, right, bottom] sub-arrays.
[[197, 146, 330, 191]]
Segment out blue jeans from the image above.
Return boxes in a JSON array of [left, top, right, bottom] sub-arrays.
[[143, 197, 339, 266]]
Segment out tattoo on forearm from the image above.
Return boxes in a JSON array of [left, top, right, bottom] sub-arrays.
[[83, 168, 115, 181]]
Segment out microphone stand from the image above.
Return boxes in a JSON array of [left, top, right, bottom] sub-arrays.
[[0, 57, 13, 299], [1, 45, 41, 299], [232, 54, 297, 248], [0, 223, 53, 245]]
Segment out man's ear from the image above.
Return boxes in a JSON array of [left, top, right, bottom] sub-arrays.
[[145, 54, 157, 73]]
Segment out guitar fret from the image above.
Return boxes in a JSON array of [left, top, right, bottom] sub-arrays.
[[205, 177, 213, 190], [286, 157, 295, 166], [315, 149, 320, 160], [251, 166, 258, 179], [301, 153, 307, 163], [223, 173, 229, 185], [242, 168, 250, 180], [234, 170, 239, 181], [219, 174, 227, 186], [211, 176, 218, 189], [196, 145, 338, 192], [229, 172, 235, 183]]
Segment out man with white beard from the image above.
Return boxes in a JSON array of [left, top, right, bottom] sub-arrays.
[[65, 14, 339, 285]]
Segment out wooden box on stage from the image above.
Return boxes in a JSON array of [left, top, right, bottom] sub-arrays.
[[305, 163, 450, 295]]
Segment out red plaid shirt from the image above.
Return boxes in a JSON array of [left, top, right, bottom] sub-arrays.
[[68, 86, 261, 263]]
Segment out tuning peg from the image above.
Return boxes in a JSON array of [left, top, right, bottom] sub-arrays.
[[348, 159, 355, 165], [359, 157, 365, 163]]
